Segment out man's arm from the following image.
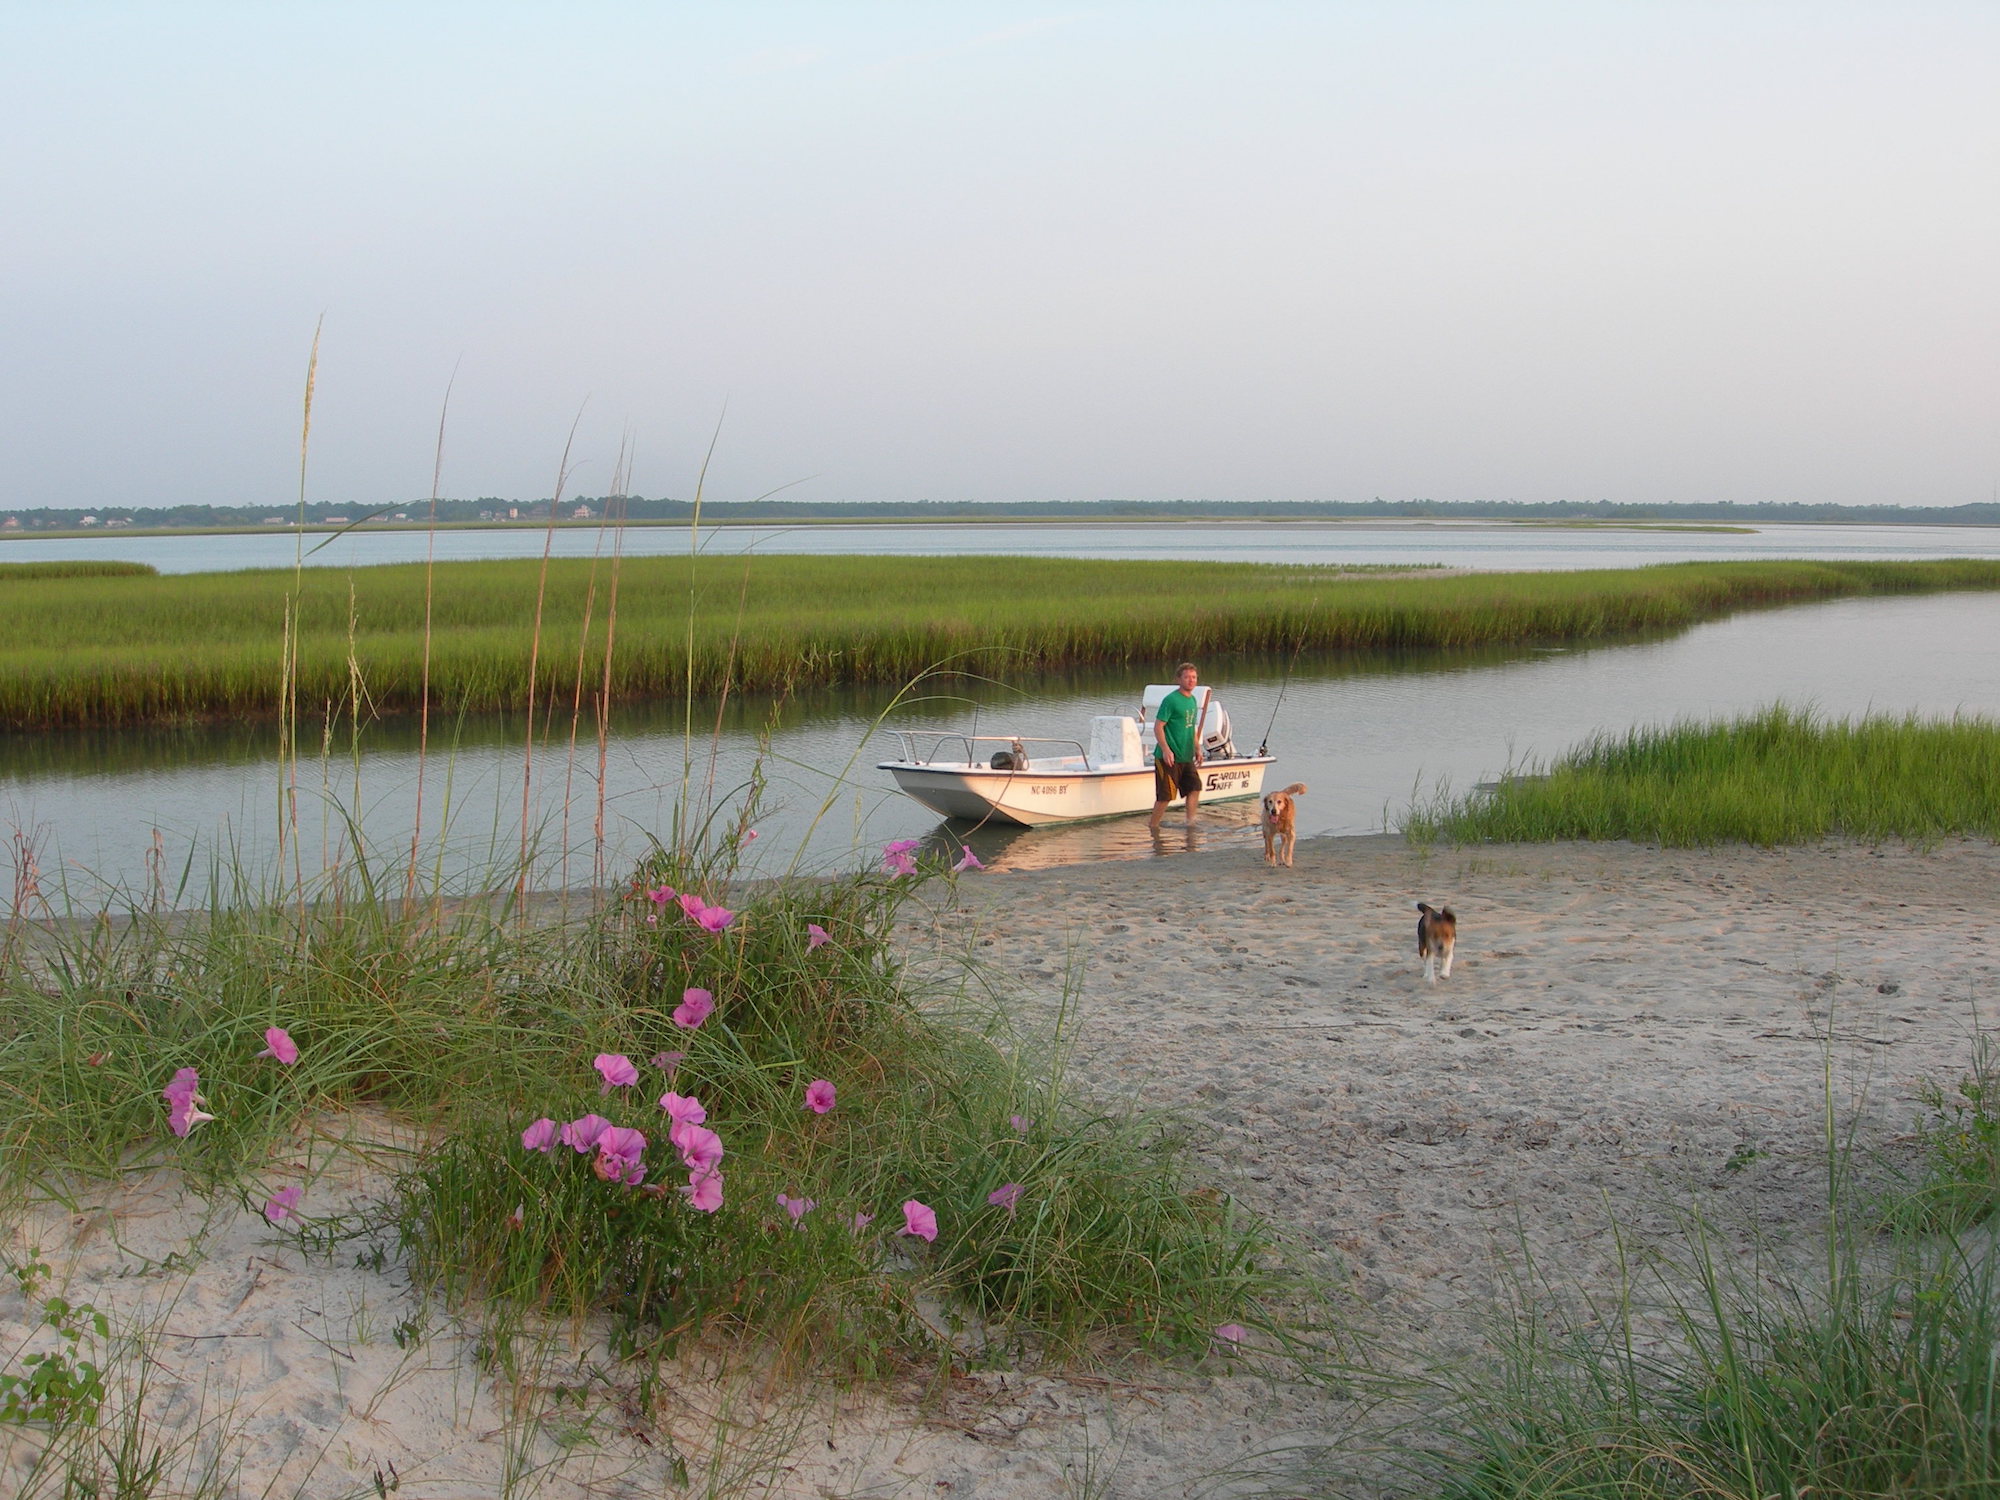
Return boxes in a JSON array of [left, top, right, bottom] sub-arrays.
[[1153, 715, 1174, 764]]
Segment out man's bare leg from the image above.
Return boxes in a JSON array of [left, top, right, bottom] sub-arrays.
[[1184, 783, 1201, 826]]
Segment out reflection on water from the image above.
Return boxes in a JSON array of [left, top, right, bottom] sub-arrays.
[[6, 590, 2000, 900]]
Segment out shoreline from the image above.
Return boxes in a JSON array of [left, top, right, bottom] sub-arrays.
[[7, 832, 1998, 1495]]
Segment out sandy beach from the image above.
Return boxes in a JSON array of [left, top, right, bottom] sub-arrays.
[[6, 831, 1998, 1497]]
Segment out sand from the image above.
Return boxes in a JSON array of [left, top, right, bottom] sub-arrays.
[[5, 832, 1997, 1497]]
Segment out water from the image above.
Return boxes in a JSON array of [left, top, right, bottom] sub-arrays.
[[9, 519, 2000, 574], [6, 590, 1999, 900]]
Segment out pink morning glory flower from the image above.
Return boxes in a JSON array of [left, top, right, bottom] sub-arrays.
[[675, 1123, 724, 1175], [560, 1114, 612, 1153], [952, 848, 983, 873], [659, 1091, 707, 1127], [650, 1050, 687, 1079], [851, 1211, 875, 1234], [593, 1126, 647, 1186], [264, 1185, 303, 1223], [645, 883, 674, 907], [594, 1053, 639, 1093], [776, 1192, 816, 1224], [1009, 1114, 1032, 1134], [507, 1203, 525, 1229], [163, 1068, 214, 1137], [257, 1027, 299, 1065], [521, 1117, 558, 1153], [803, 1079, 836, 1114], [1214, 1323, 1248, 1345], [899, 1200, 938, 1242], [987, 1183, 1022, 1215], [881, 840, 920, 877], [806, 923, 830, 950], [672, 988, 714, 1029], [680, 1169, 724, 1212], [694, 903, 735, 933], [675, 892, 708, 923], [743, 829, 758, 842]]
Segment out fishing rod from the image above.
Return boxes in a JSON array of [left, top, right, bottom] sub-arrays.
[[1257, 606, 1316, 757]]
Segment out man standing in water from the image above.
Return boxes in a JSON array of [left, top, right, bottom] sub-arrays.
[[1149, 661, 1206, 831]]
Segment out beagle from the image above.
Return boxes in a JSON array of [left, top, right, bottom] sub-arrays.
[[1416, 901, 1457, 982]]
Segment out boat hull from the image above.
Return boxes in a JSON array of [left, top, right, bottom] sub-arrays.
[[878, 756, 1274, 828]]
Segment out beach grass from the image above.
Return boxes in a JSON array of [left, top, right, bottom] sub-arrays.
[[1404, 706, 2000, 847], [4, 556, 2000, 729], [1405, 1205, 2000, 1499], [0, 841, 1281, 1369]]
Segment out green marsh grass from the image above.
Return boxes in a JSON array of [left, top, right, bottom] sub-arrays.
[[6, 556, 2000, 729], [1405, 706, 2000, 847], [0, 561, 156, 582]]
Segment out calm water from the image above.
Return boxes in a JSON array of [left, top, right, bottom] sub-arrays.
[[7, 519, 2000, 573], [5, 590, 1999, 901]]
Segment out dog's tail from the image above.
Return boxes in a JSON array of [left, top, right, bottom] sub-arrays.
[[1274, 782, 1307, 797]]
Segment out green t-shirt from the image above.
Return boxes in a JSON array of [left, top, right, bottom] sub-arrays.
[[1154, 689, 1200, 762]]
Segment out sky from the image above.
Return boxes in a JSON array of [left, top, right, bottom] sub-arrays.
[[4, 2, 1996, 511]]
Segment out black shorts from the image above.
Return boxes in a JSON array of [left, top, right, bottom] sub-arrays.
[[1154, 757, 1201, 801]]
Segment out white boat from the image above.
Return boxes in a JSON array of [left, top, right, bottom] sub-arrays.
[[878, 685, 1276, 828]]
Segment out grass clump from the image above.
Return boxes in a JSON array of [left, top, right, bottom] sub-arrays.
[[0, 844, 1279, 1371], [1887, 1047, 2000, 1235], [394, 850, 1274, 1364], [1406, 705, 2000, 847], [4, 555, 2000, 729], [1420, 1246, 2000, 1498]]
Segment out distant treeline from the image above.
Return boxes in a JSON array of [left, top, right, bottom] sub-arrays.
[[7, 497, 2000, 530]]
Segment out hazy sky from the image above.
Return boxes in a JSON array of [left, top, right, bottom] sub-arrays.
[[5, 3, 1996, 510]]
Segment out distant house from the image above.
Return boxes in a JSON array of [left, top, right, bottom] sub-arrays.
[[391, 512, 409, 521], [263, 517, 286, 525], [324, 516, 350, 525], [105, 517, 132, 528], [1, 517, 17, 530], [78, 515, 99, 526], [572, 504, 595, 519]]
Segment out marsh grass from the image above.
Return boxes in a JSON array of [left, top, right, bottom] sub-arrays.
[[1405, 705, 2000, 847], [0, 561, 157, 582], [7, 557, 2000, 729]]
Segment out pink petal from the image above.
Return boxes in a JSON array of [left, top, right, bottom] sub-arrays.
[[987, 1183, 1022, 1213], [680, 1169, 724, 1212], [899, 1200, 938, 1242], [851, 1211, 875, 1234], [593, 1053, 639, 1093], [560, 1114, 612, 1153], [672, 988, 715, 1029], [1214, 1323, 1248, 1345], [658, 1091, 707, 1127], [952, 848, 983, 873], [257, 1027, 299, 1065], [520, 1117, 558, 1152], [675, 1123, 724, 1174], [803, 1079, 836, 1115], [264, 1186, 302, 1223], [649, 1050, 687, 1079], [646, 883, 674, 907], [696, 905, 735, 933], [806, 923, 830, 951], [1009, 1114, 1032, 1134]]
